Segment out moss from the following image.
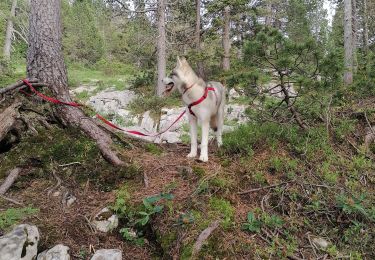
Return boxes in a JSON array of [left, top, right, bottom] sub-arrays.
[[192, 166, 205, 178], [145, 143, 163, 156], [180, 244, 193, 260], [208, 197, 234, 229], [158, 231, 177, 252], [0, 127, 136, 191]]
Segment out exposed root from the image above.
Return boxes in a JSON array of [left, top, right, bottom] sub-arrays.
[[191, 220, 220, 258], [0, 167, 23, 195]]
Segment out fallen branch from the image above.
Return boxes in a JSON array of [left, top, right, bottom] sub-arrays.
[[0, 194, 23, 205], [0, 167, 22, 195], [191, 220, 220, 258], [0, 78, 38, 95], [238, 181, 293, 195]]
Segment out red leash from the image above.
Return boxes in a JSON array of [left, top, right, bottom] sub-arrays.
[[22, 79, 81, 107], [20, 79, 187, 138]]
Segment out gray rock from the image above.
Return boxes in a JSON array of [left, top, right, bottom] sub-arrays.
[[0, 224, 39, 260], [228, 88, 240, 102], [37, 244, 70, 260], [226, 104, 248, 123], [92, 208, 119, 233], [87, 90, 136, 114], [91, 249, 122, 260], [312, 237, 330, 250]]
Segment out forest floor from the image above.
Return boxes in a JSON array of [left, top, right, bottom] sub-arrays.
[[1, 65, 374, 259]]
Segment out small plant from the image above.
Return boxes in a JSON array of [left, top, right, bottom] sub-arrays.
[[242, 212, 262, 233], [119, 227, 144, 246], [145, 143, 163, 156], [242, 211, 284, 233]]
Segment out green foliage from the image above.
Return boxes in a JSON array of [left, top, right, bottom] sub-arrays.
[[209, 197, 234, 229], [336, 194, 375, 222], [0, 207, 39, 230], [242, 211, 284, 233], [62, 0, 104, 64], [145, 144, 163, 156]]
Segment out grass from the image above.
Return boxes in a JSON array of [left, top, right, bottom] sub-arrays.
[[0, 207, 39, 231], [67, 63, 133, 91]]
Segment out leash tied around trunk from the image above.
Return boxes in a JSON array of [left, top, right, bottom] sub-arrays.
[[20, 79, 215, 138]]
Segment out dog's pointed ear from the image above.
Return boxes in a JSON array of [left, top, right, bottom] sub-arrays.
[[177, 56, 183, 67]]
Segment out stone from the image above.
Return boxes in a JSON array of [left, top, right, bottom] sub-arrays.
[[92, 208, 119, 233], [91, 249, 122, 260], [0, 224, 39, 260], [312, 237, 329, 250], [87, 90, 137, 114], [228, 88, 240, 101], [37, 244, 70, 260], [226, 104, 248, 124]]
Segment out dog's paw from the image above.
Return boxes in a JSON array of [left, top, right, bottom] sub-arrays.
[[187, 152, 197, 158], [199, 154, 208, 162]]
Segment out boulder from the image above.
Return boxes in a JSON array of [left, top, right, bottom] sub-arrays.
[[0, 224, 39, 260], [37, 244, 70, 260], [91, 249, 122, 260], [87, 90, 136, 114], [92, 208, 119, 233]]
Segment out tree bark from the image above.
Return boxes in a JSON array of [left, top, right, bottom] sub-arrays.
[[222, 6, 231, 72], [265, 1, 273, 27], [3, 0, 18, 60], [156, 0, 166, 97], [363, 0, 369, 69], [351, 0, 358, 73], [27, 0, 124, 166], [195, 0, 205, 79], [344, 0, 353, 85], [0, 168, 22, 195]]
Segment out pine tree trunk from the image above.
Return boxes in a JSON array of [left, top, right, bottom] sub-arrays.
[[265, 2, 272, 27], [27, 0, 124, 166], [222, 6, 231, 72], [195, 0, 205, 79], [363, 0, 369, 69], [156, 0, 166, 97], [351, 0, 358, 73], [3, 0, 17, 60], [344, 0, 353, 85]]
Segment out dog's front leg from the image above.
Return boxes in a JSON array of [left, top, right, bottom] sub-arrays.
[[187, 115, 198, 158], [199, 120, 210, 162]]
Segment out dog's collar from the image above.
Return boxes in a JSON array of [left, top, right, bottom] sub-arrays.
[[187, 85, 216, 117]]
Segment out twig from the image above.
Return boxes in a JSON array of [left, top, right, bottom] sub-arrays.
[[47, 170, 62, 196], [0, 194, 23, 205], [238, 181, 293, 195], [58, 162, 81, 167], [306, 233, 319, 259], [191, 220, 220, 258], [144, 172, 149, 188]]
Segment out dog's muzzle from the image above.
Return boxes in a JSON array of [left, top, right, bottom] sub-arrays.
[[162, 77, 175, 96]]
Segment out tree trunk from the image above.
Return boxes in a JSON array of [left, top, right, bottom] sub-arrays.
[[363, 0, 369, 69], [195, 0, 205, 79], [222, 6, 231, 72], [156, 0, 166, 97], [3, 0, 17, 60], [344, 0, 353, 85], [265, 1, 272, 27], [351, 0, 358, 73], [27, 0, 124, 166], [0, 102, 21, 142]]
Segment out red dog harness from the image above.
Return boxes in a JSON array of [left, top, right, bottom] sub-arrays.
[[187, 86, 216, 117]]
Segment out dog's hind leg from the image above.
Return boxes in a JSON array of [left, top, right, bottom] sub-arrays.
[[187, 114, 198, 158], [216, 96, 225, 147], [199, 119, 210, 162]]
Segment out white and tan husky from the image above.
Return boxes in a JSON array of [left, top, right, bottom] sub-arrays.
[[163, 57, 226, 162]]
